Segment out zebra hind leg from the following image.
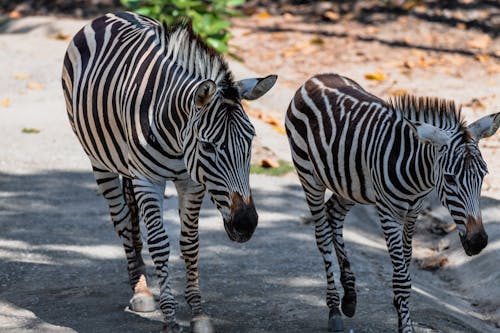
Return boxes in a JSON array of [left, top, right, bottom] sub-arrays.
[[325, 195, 356, 318], [93, 167, 155, 312], [297, 173, 343, 332], [93, 168, 155, 312], [122, 177, 156, 313]]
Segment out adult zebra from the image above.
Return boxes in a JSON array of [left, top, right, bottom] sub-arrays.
[[285, 73, 499, 333], [62, 12, 276, 333]]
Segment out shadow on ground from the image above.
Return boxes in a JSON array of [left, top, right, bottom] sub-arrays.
[[0, 170, 497, 332]]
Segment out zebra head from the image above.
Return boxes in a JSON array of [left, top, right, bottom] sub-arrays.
[[414, 112, 500, 256], [183, 75, 277, 243]]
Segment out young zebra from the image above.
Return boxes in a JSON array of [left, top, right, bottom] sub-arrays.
[[285, 73, 499, 333], [61, 12, 276, 333]]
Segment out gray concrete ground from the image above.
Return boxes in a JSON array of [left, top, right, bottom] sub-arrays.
[[0, 16, 499, 333]]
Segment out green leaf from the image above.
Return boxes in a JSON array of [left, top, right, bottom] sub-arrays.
[[135, 6, 153, 16], [121, 0, 246, 53], [226, 0, 245, 5], [22, 128, 40, 134]]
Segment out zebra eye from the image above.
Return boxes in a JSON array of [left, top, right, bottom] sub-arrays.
[[200, 141, 216, 154], [444, 174, 456, 186]]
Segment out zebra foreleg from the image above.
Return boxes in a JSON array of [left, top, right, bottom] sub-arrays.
[[298, 174, 343, 332], [93, 168, 154, 313], [377, 209, 413, 333], [122, 177, 155, 312], [325, 195, 356, 318], [403, 221, 415, 269], [403, 206, 421, 271], [131, 177, 181, 333], [174, 179, 214, 333]]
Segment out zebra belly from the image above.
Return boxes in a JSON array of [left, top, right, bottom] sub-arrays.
[[314, 158, 376, 205]]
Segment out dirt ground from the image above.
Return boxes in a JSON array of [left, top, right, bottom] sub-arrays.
[[0, 2, 499, 332]]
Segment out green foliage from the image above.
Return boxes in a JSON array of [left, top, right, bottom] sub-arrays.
[[120, 0, 245, 53], [250, 161, 295, 177]]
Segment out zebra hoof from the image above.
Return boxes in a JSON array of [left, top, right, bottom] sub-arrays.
[[328, 308, 344, 332], [191, 315, 214, 333], [162, 322, 183, 333], [129, 292, 156, 312], [341, 293, 356, 318]]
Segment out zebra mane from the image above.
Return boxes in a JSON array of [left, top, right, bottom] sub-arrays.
[[163, 22, 234, 90], [389, 95, 467, 133]]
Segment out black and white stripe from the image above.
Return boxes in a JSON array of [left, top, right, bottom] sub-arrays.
[[62, 12, 276, 332], [285, 73, 499, 333]]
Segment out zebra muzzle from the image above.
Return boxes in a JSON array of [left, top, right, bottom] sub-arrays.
[[460, 216, 488, 256], [224, 193, 258, 243]]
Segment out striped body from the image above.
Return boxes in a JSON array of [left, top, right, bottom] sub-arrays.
[[62, 12, 276, 331], [63, 13, 231, 182], [286, 73, 496, 332]]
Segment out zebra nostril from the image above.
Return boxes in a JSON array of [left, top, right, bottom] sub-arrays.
[[232, 204, 258, 239], [461, 231, 488, 256]]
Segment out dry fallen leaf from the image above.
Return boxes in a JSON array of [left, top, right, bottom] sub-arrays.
[[0, 98, 10, 108], [464, 98, 487, 111], [402, 0, 423, 10], [8, 10, 21, 19], [263, 115, 280, 126], [487, 65, 500, 74], [27, 81, 44, 90], [323, 11, 340, 21], [257, 12, 270, 19], [272, 125, 286, 135], [467, 35, 491, 50], [474, 54, 491, 63], [260, 158, 279, 169], [417, 255, 449, 271], [364, 71, 386, 82], [282, 48, 298, 58], [50, 32, 71, 42], [14, 73, 31, 80], [310, 37, 324, 45]]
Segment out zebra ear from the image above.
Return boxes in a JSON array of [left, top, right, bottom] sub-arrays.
[[411, 122, 451, 147], [236, 74, 277, 100], [468, 112, 500, 141], [194, 80, 217, 108]]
